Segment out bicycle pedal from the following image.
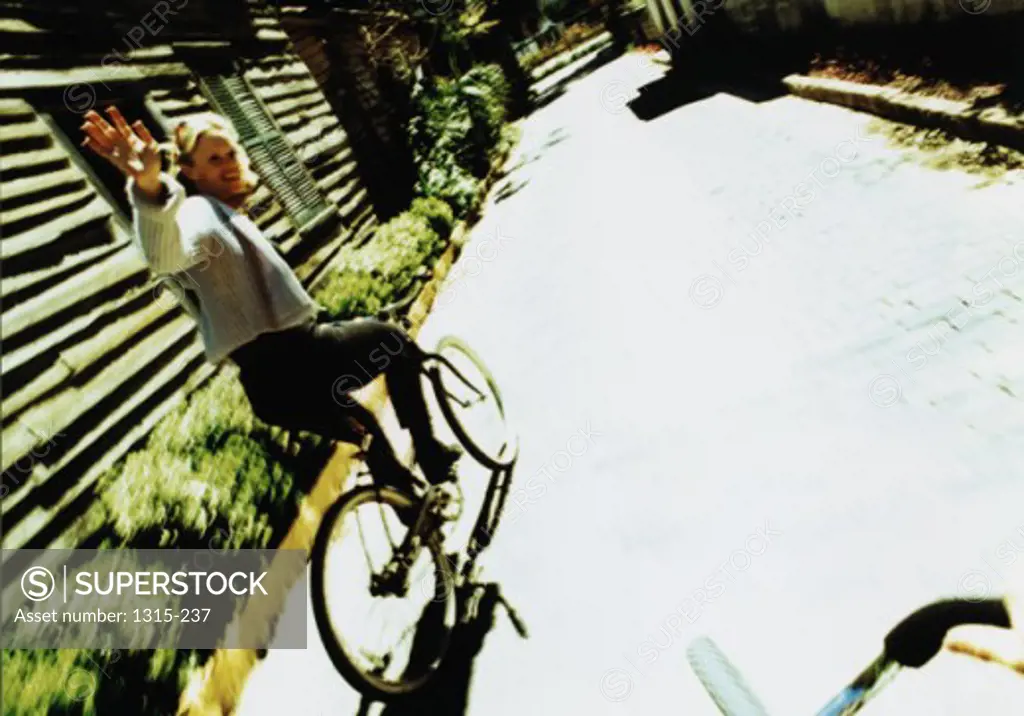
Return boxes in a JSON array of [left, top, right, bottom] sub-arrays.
[[427, 482, 463, 521]]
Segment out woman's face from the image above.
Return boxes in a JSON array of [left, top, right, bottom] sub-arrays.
[[181, 130, 256, 205]]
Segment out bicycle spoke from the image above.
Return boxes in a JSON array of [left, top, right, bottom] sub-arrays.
[[435, 354, 487, 400], [376, 493, 398, 553], [355, 504, 378, 575], [444, 387, 485, 410]]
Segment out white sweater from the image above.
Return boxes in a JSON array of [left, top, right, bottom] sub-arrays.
[[128, 174, 319, 364]]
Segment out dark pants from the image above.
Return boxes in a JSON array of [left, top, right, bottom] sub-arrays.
[[230, 317, 440, 481]]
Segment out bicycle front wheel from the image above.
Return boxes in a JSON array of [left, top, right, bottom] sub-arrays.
[[428, 336, 516, 471], [311, 486, 457, 700]]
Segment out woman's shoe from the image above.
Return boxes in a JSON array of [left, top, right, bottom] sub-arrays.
[[418, 441, 464, 485]]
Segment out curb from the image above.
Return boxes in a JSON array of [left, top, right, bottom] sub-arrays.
[[178, 146, 513, 716], [783, 74, 1024, 153]]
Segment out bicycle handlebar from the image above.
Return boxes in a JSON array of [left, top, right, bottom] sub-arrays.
[[689, 596, 1014, 716], [817, 597, 1012, 715], [883, 597, 1011, 668], [375, 267, 434, 322]]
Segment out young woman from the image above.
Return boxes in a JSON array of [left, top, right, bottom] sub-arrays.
[[80, 105, 460, 490]]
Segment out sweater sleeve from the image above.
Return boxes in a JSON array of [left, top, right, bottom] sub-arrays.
[[127, 174, 201, 275]]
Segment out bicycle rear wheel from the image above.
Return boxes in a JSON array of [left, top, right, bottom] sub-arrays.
[[311, 486, 457, 700], [427, 336, 516, 471]]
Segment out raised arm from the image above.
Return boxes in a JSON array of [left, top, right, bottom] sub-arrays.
[[81, 106, 199, 274]]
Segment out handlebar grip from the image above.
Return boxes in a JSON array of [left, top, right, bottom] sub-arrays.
[[883, 598, 1011, 668]]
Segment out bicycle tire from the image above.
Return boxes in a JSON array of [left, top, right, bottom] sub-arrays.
[[311, 485, 457, 700], [687, 636, 772, 716], [429, 335, 517, 471]]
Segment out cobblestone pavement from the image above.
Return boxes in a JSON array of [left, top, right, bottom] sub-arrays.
[[237, 52, 1024, 715]]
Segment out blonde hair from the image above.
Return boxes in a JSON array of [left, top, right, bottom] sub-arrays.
[[167, 112, 240, 171]]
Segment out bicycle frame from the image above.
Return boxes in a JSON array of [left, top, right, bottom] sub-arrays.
[[688, 598, 1012, 716], [370, 483, 455, 598], [815, 654, 900, 715]]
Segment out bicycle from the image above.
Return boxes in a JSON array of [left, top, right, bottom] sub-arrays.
[[310, 269, 529, 702], [687, 596, 1013, 715]]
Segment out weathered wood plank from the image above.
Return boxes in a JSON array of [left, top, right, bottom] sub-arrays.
[[1, 186, 98, 245], [50, 360, 219, 551], [264, 93, 326, 118], [262, 213, 297, 248], [277, 102, 334, 131], [0, 63, 191, 93], [255, 77, 320, 102], [0, 97, 34, 119], [2, 273, 155, 379], [0, 145, 68, 174], [2, 238, 128, 303], [311, 144, 355, 177], [256, 28, 289, 42], [253, 200, 287, 232], [3, 296, 173, 420], [327, 175, 362, 208], [246, 59, 309, 81], [319, 158, 360, 192], [285, 112, 342, 143], [337, 185, 370, 222], [1, 194, 114, 261], [2, 165, 83, 203], [2, 337, 210, 552], [2, 246, 146, 341], [298, 133, 348, 168], [1, 315, 197, 476], [148, 93, 211, 115], [294, 228, 348, 283], [0, 114, 50, 143]]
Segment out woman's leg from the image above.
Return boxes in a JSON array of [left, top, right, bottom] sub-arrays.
[[311, 319, 459, 483], [232, 322, 418, 489]]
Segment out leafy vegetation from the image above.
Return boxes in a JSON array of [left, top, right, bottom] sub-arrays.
[[2, 367, 330, 715], [520, 22, 608, 72], [2, 648, 198, 716], [315, 206, 450, 321], [410, 196, 456, 241], [409, 63, 511, 217]]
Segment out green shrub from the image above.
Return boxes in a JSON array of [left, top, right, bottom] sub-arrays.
[[2, 647, 198, 716], [409, 197, 455, 241], [409, 63, 511, 216], [95, 371, 300, 550], [409, 77, 476, 173], [315, 269, 396, 322], [415, 156, 480, 221], [316, 210, 447, 322], [462, 64, 509, 154]]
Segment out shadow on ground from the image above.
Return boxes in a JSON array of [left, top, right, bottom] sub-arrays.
[[628, 70, 788, 122], [353, 582, 506, 716], [532, 44, 622, 111], [494, 127, 572, 202]]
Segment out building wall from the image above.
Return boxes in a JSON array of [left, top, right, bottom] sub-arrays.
[[647, 0, 1024, 37], [279, 6, 423, 219], [0, 0, 379, 554]]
